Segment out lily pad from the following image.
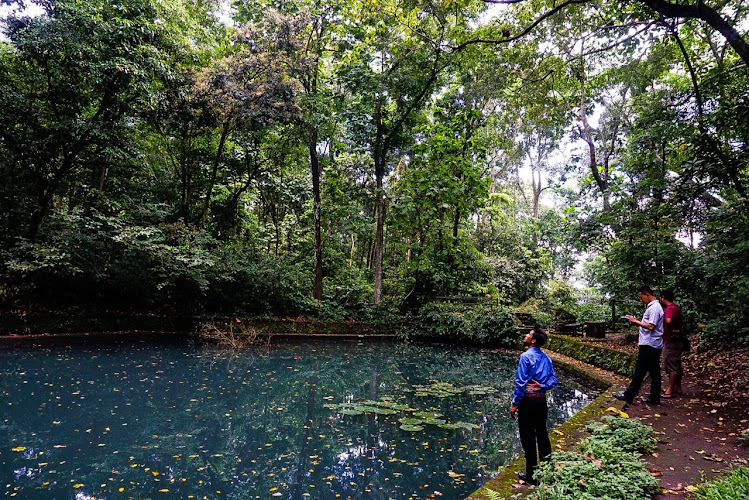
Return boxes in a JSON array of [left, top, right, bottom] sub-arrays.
[[340, 409, 363, 416], [400, 424, 424, 432], [371, 408, 398, 415], [413, 411, 443, 419], [422, 418, 446, 426], [399, 417, 423, 425]]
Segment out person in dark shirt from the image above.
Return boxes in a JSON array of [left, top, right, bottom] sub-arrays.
[[660, 289, 685, 397], [510, 327, 558, 486]]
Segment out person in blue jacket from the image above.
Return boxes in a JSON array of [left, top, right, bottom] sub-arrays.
[[510, 326, 558, 486]]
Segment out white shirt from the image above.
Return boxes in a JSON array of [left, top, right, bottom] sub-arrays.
[[639, 299, 664, 349]]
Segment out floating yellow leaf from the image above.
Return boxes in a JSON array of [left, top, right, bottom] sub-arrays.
[[159, 489, 169, 492], [73, 484, 83, 489], [269, 487, 278, 492], [11, 446, 25, 452], [152, 471, 159, 476], [447, 471, 464, 478]]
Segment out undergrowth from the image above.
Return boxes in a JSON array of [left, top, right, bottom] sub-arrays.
[[531, 416, 659, 500], [693, 467, 749, 500]]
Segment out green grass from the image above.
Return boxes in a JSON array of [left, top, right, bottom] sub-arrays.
[[694, 467, 749, 500]]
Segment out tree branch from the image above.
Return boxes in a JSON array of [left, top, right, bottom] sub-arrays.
[[454, 0, 593, 50], [641, 0, 749, 65]]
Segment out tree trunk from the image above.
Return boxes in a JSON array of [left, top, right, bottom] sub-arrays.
[[201, 118, 231, 227], [27, 163, 70, 241], [578, 56, 609, 208], [310, 127, 324, 301], [373, 97, 386, 304]]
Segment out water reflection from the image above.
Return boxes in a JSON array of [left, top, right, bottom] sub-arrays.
[[0, 341, 598, 499]]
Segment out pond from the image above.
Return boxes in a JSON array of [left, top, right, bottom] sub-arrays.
[[0, 338, 599, 499]]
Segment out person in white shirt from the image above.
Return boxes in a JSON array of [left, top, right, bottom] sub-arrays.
[[614, 286, 664, 405]]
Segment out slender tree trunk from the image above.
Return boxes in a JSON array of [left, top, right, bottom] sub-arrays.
[[373, 97, 386, 304], [577, 55, 609, 209], [310, 127, 324, 300], [27, 162, 71, 240], [201, 118, 232, 227]]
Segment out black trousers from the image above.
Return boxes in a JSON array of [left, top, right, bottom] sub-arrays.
[[623, 345, 662, 403], [518, 396, 551, 483]]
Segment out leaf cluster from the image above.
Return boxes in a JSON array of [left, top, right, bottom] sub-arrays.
[[693, 467, 749, 500], [532, 416, 659, 500], [401, 301, 518, 346]]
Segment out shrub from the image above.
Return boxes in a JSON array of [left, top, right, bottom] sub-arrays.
[[584, 416, 657, 454], [402, 302, 518, 346], [532, 416, 659, 500], [534, 449, 658, 500], [693, 467, 749, 500]]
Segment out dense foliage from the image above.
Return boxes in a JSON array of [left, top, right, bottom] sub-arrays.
[[533, 416, 659, 499], [400, 302, 518, 346], [1, 1, 747, 343], [694, 467, 749, 500]]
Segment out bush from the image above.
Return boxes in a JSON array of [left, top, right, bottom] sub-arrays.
[[545, 335, 637, 377], [402, 301, 518, 346], [532, 416, 659, 500], [584, 415, 658, 454], [1, 210, 317, 317], [693, 467, 749, 500]]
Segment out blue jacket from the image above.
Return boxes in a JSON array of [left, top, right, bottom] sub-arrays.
[[512, 347, 558, 406]]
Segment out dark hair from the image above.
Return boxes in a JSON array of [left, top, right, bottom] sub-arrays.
[[532, 327, 548, 348], [661, 289, 675, 302], [637, 285, 653, 295]]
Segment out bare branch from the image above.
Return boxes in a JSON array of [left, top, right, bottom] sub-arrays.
[[454, 0, 593, 50]]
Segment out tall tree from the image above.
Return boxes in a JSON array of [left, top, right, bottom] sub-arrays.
[[0, 0, 220, 240], [337, 0, 482, 302]]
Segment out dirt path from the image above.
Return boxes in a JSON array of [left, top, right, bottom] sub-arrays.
[[592, 341, 749, 497], [617, 385, 748, 497]]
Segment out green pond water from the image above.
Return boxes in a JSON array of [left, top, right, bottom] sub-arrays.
[[0, 339, 599, 499]]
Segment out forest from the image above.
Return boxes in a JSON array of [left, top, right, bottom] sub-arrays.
[[0, 0, 747, 345]]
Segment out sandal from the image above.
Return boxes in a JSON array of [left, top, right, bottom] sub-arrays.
[[661, 392, 675, 399]]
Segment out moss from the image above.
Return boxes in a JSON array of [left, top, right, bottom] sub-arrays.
[[545, 334, 637, 377]]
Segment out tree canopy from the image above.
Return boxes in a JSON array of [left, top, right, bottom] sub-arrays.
[[1, 0, 747, 343]]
